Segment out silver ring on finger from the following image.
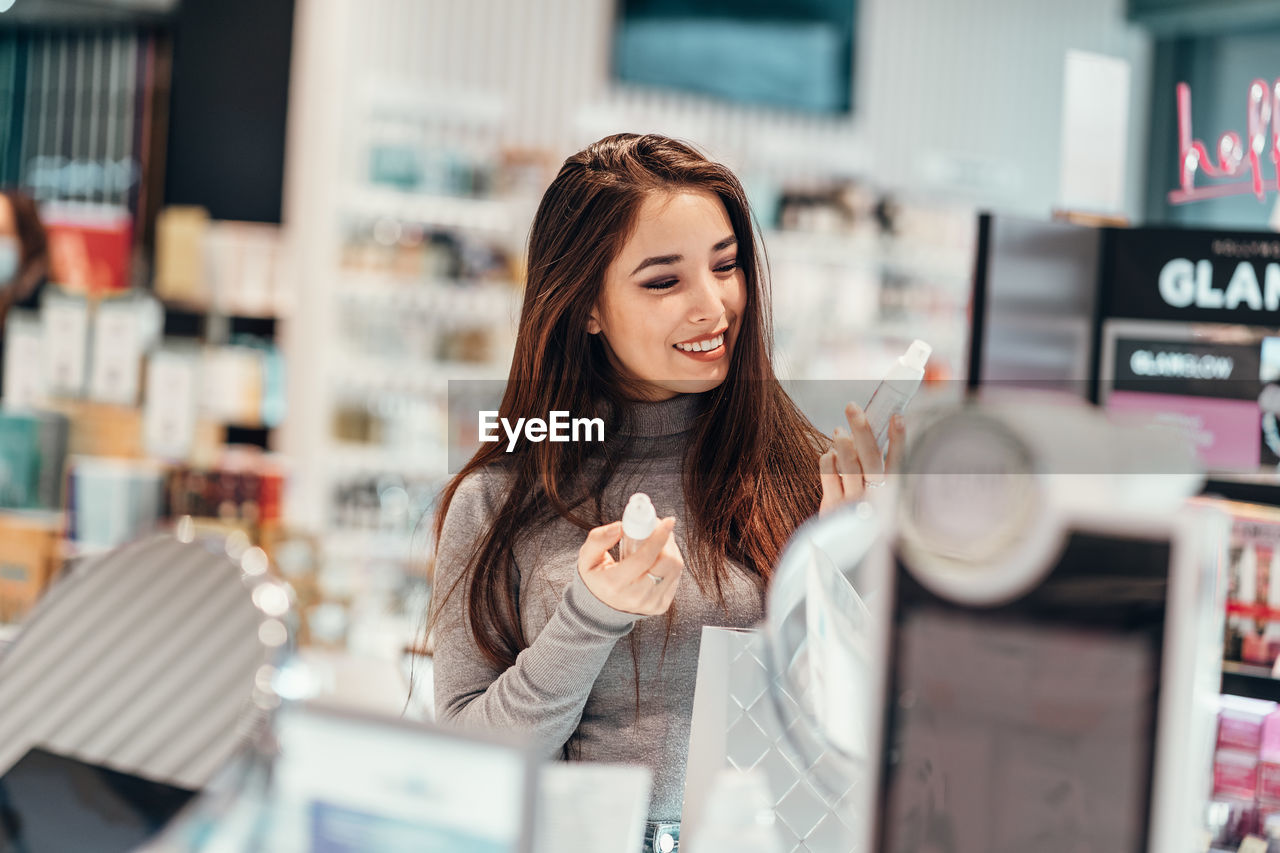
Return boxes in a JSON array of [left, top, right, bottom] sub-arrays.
[[646, 572, 664, 586], [863, 478, 886, 488]]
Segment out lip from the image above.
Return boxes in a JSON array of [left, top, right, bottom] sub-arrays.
[[673, 327, 729, 347], [675, 342, 726, 362]]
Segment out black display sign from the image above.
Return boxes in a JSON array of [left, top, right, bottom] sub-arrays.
[[1107, 227, 1280, 325], [1112, 337, 1262, 400]]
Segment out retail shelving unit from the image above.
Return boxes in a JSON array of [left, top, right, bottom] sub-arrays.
[[281, 1, 978, 666], [282, 4, 530, 662]]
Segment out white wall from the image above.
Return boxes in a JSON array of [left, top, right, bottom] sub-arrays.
[[281, 0, 1155, 529], [339, 0, 1152, 218]]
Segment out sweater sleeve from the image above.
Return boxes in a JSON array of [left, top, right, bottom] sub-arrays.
[[430, 471, 641, 757]]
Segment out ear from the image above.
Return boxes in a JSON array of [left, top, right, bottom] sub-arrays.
[[586, 310, 602, 335]]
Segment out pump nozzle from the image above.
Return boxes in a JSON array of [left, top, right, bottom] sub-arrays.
[[903, 339, 932, 372], [622, 493, 658, 542]]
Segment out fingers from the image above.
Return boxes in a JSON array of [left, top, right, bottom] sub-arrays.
[[578, 518, 684, 617], [885, 413, 906, 475], [632, 535, 684, 611], [621, 517, 677, 583], [654, 566, 682, 610], [845, 402, 886, 483], [832, 427, 864, 501], [578, 521, 623, 572], [819, 449, 843, 517], [822, 403, 907, 515]]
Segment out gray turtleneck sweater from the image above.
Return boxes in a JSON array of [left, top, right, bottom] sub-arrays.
[[430, 391, 765, 821]]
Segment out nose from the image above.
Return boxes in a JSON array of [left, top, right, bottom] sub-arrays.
[[687, 268, 726, 324]]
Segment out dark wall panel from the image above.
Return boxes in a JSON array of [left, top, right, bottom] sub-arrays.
[[163, 0, 293, 223]]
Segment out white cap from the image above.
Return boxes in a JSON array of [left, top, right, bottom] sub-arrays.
[[622, 493, 657, 540], [902, 339, 932, 372], [1240, 543, 1258, 602]]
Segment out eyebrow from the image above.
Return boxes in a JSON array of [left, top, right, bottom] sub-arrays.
[[630, 236, 738, 276]]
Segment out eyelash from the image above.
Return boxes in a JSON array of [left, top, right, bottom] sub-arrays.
[[643, 260, 739, 291]]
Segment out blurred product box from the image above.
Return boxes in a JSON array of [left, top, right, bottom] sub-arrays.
[[199, 345, 266, 426], [0, 410, 68, 510], [42, 203, 133, 294], [156, 209, 288, 318], [1219, 696, 1278, 752], [0, 511, 63, 624], [1260, 710, 1280, 806], [7, 289, 163, 412], [1216, 748, 1261, 800], [144, 345, 200, 460], [1209, 794, 1261, 846], [88, 291, 163, 406], [1261, 759, 1280, 804], [166, 452, 285, 527], [40, 287, 90, 398], [44, 399, 144, 459], [154, 206, 210, 305], [66, 456, 167, 551], [206, 221, 286, 318], [2, 310, 45, 409]]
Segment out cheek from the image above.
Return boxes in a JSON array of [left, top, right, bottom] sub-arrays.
[[729, 276, 748, 317]]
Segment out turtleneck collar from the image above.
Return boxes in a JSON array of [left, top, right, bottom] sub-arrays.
[[617, 390, 711, 439]]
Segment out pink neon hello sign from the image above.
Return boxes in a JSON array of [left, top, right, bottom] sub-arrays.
[[1171, 79, 1280, 205]]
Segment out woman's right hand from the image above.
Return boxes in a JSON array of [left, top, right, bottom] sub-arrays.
[[577, 517, 683, 616]]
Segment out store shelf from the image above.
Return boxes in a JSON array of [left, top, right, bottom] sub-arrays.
[[335, 274, 521, 317], [1221, 660, 1280, 701], [323, 529, 424, 563], [329, 443, 447, 479], [332, 355, 511, 393], [1203, 477, 1280, 509], [864, 319, 965, 343], [346, 186, 514, 233], [764, 229, 973, 283]]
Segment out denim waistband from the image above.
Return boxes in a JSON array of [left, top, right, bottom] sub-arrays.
[[642, 820, 680, 853]]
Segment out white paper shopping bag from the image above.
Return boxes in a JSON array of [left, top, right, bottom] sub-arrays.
[[682, 626, 861, 853]]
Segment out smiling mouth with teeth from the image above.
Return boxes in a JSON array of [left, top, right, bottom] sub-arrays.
[[674, 332, 725, 352]]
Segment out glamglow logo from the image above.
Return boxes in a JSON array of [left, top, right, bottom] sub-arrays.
[[479, 411, 605, 452], [1128, 349, 1235, 380], [1158, 257, 1280, 311]]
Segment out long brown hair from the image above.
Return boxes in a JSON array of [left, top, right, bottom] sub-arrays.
[[0, 190, 50, 315], [427, 133, 826, 671]]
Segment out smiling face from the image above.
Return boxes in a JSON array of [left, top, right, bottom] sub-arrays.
[[588, 190, 748, 401]]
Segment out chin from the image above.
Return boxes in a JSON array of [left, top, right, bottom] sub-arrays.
[[659, 374, 727, 396]]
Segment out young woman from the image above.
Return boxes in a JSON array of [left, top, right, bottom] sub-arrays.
[[427, 133, 903, 829]]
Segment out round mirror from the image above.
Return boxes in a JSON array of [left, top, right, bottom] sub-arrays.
[[0, 530, 292, 852]]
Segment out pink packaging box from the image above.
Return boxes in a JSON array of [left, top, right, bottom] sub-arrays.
[[1215, 748, 1260, 799], [1219, 696, 1278, 753], [1260, 760, 1280, 804], [1261, 708, 1280, 760]]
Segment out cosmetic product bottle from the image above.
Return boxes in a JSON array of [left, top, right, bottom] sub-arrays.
[[621, 493, 657, 560], [1237, 544, 1260, 660], [1266, 550, 1280, 665], [864, 339, 932, 455]]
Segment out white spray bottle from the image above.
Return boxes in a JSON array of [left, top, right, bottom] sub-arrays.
[[1265, 550, 1280, 660], [1237, 544, 1259, 649], [863, 339, 932, 454], [621, 493, 658, 560]]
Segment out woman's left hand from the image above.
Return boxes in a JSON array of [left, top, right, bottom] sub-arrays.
[[818, 402, 905, 516]]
